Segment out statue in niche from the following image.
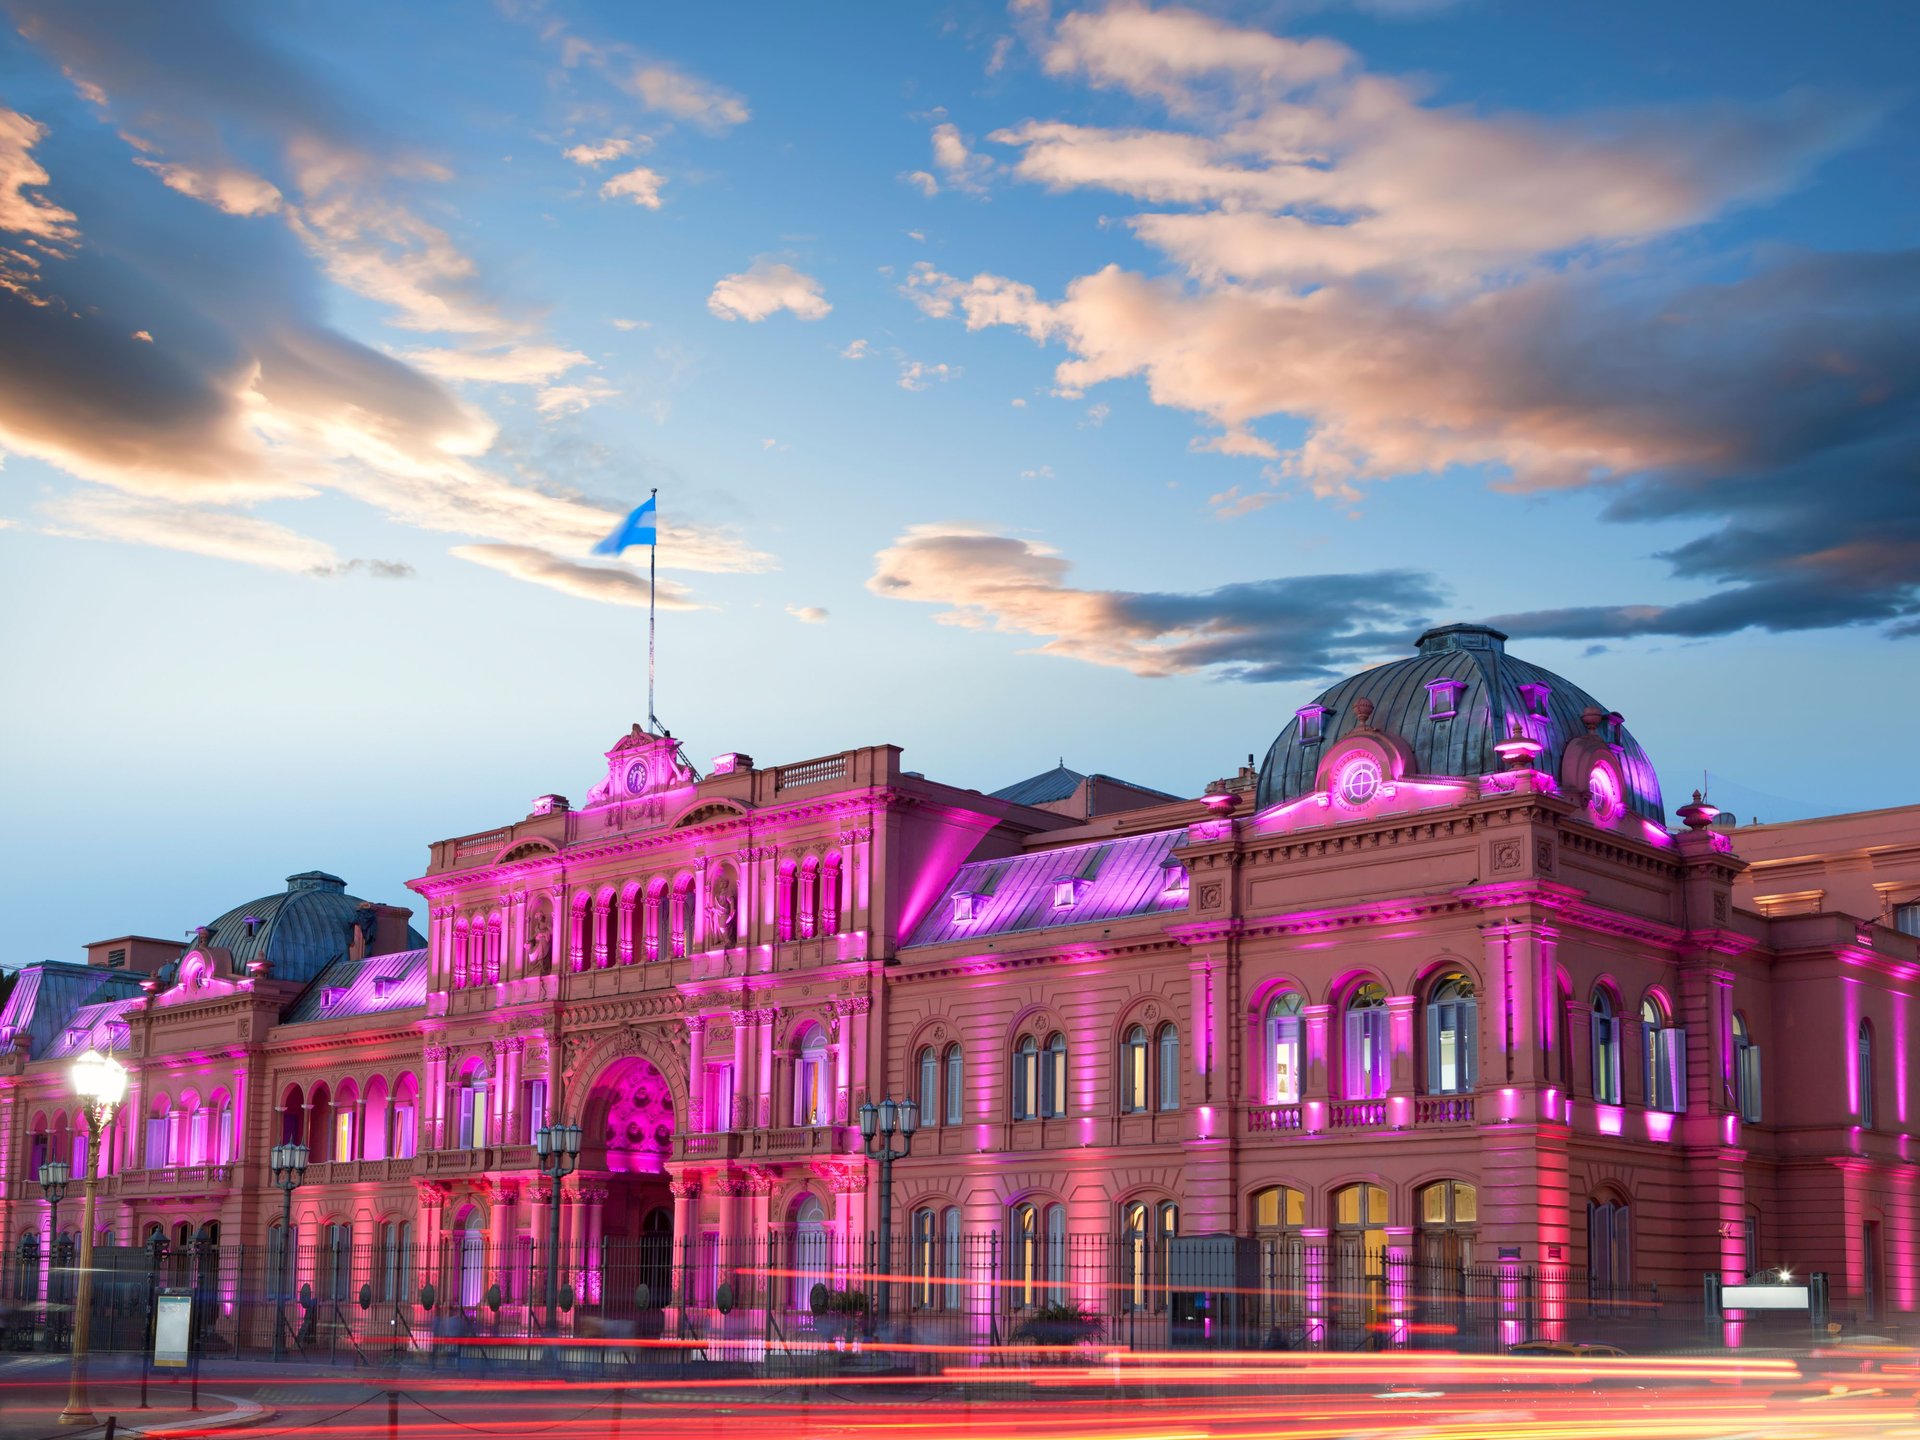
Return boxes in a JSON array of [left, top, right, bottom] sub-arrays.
[[706, 870, 738, 942], [524, 908, 554, 972]]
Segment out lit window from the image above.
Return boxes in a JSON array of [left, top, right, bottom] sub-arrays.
[[1426, 975, 1477, 1095], [1588, 765, 1623, 823], [1296, 706, 1325, 744], [1894, 902, 1920, 938], [1343, 983, 1389, 1100], [1591, 992, 1622, 1104], [1264, 993, 1304, 1104], [1333, 753, 1382, 809]]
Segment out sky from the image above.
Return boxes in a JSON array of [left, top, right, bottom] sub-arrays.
[[2, 0, 1917, 966]]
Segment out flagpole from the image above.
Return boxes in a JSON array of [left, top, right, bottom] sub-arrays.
[[647, 486, 659, 733]]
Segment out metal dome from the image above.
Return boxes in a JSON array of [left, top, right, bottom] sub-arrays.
[[1255, 624, 1665, 822], [180, 871, 425, 988]]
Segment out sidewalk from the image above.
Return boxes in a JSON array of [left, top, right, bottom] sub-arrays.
[[0, 1356, 274, 1440]]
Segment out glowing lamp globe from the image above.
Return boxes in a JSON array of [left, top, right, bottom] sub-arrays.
[[72, 1049, 128, 1108]]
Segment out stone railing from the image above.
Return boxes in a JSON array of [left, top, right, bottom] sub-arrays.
[[113, 1163, 235, 1197], [1246, 1104, 1304, 1133], [1328, 1100, 1388, 1130], [773, 755, 847, 791], [1414, 1095, 1476, 1126]]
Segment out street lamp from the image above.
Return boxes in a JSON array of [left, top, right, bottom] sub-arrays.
[[858, 1095, 917, 1331], [268, 1142, 310, 1362], [58, 1048, 127, 1428], [533, 1122, 581, 1335], [37, 1161, 70, 1354]]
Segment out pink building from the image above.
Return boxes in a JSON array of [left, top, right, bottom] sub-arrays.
[[3, 624, 1918, 1346]]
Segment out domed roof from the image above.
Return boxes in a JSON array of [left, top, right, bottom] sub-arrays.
[[1255, 624, 1665, 822], [183, 871, 425, 989]]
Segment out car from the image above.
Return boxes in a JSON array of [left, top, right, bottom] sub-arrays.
[[1506, 1339, 1629, 1358]]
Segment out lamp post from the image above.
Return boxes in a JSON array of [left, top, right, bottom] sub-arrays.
[[268, 1142, 309, 1362], [58, 1048, 127, 1428], [858, 1096, 917, 1331], [37, 1161, 70, 1353], [533, 1122, 581, 1335]]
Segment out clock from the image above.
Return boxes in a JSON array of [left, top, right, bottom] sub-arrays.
[[625, 760, 649, 795]]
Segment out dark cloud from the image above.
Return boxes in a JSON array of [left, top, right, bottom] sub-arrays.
[[869, 525, 1442, 682]]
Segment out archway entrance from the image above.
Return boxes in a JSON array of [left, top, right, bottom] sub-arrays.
[[577, 1054, 677, 1317]]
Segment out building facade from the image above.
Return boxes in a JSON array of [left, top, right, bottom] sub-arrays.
[[4, 624, 1918, 1343]]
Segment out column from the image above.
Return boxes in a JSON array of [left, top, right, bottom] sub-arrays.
[[593, 897, 610, 969], [1302, 1227, 1330, 1348], [832, 1006, 851, 1125], [731, 1011, 751, 1132], [526, 1181, 551, 1303], [846, 996, 871, 1119], [668, 1175, 700, 1309], [618, 895, 637, 965], [583, 1183, 607, 1303], [507, 892, 528, 981], [686, 1017, 707, 1132], [1303, 1004, 1332, 1134], [423, 1046, 448, 1151], [757, 1009, 777, 1128], [1383, 1226, 1413, 1348], [488, 1183, 515, 1288], [490, 1040, 509, 1146], [502, 1038, 524, 1145], [568, 895, 587, 973], [1386, 994, 1417, 1129], [561, 1182, 584, 1306]]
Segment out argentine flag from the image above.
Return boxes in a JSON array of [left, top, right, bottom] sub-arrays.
[[593, 495, 657, 556]]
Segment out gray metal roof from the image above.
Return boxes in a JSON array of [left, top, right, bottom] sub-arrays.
[[179, 872, 426, 990], [1255, 624, 1664, 821], [990, 765, 1087, 806], [905, 828, 1189, 947], [282, 947, 428, 1025], [0, 962, 145, 1062]]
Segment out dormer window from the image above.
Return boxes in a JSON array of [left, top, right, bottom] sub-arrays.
[[322, 986, 349, 1011], [1426, 680, 1460, 721], [1052, 878, 1083, 910], [372, 976, 399, 999], [951, 892, 980, 923], [1296, 705, 1326, 744], [1160, 861, 1189, 895], [1518, 683, 1551, 717]]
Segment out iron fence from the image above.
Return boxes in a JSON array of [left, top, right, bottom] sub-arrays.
[[0, 1230, 1688, 1370]]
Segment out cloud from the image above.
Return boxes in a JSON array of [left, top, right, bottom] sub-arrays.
[[407, 344, 591, 385], [898, 359, 956, 391], [39, 490, 338, 573], [133, 158, 282, 216], [930, 122, 993, 194], [905, 2, 1908, 643], [0, 4, 774, 605], [451, 543, 702, 608], [868, 523, 1441, 681], [707, 259, 830, 322], [0, 106, 77, 249], [610, 317, 647, 331], [620, 62, 750, 132], [785, 603, 829, 624], [598, 165, 665, 208], [563, 137, 646, 166], [840, 338, 869, 360], [904, 169, 939, 197], [534, 378, 619, 415]]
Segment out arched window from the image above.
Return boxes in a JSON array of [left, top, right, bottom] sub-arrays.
[[943, 1045, 964, 1126], [1591, 991, 1622, 1104], [1588, 1198, 1631, 1305], [791, 1194, 829, 1311], [643, 881, 665, 962], [361, 1079, 389, 1163], [391, 1074, 419, 1159], [793, 1026, 829, 1126], [1332, 1183, 1389, 1327], [380, 1219, 414, 1303], [1121, 1027, 1149, 1114], [1121, 1200, 1153, 1311], [1415, 1180, 1478, 1270], [673, 878, 696, 958], [1041, 1033, 1068, 1118], [798, 859, 820, 940], [911, 1207, 938, 1308], [820, 854, 842, 935], [1858, 1021, 1875, 1128], [1425, 974, 1477, 1095], [1264, 993, 1305, 1105], [209, 1089, 235, 1167], [1732, 1012, 1762, 1123], [145, 1095, 172, 1169], [279, 1085, 304, 1147], [1640, 996, 1686, 1113], [333, 1080, 359, 1163], [1010, 1201, 1067, 1307], [1012, 1036, 1038, 1121], [776, 863, 796, 943], [1343, 983, 1389, 1101], [917, 1047, 938, 1123], [1157, 1024, 1180, 1112], [307, 1083, 334, 1162]]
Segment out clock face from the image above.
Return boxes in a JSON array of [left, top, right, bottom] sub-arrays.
[[625, 760, 649, 795]]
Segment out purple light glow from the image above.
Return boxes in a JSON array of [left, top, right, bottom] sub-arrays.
[[1644, 1110, 1675, 1142], [1596, 1104, 1625, 1136]]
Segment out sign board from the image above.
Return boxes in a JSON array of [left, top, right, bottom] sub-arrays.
[[153, 1288, 195, 1368], [1722, 1284, 1810, 1311]]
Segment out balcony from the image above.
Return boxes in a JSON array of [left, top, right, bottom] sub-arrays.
[[307, 1156, 421, 1186], [112, 1163, 235, 1198], [1241, 1093, 1479, 1138], [671, 1126, 858, 1162], [423, 1144, 534, 1176], [676, 1131, 744, 1161]]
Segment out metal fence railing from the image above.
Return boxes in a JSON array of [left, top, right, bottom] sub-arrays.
[[0, 1230, 1694, 1370]]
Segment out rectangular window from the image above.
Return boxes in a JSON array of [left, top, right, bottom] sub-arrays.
[[704, 1063, 734, 1131], [1427, 1002, 1477, 1095], [944, 1049, 964, 1126], [393, 1103, 417, 1159], [145, 1116, 170, 1168], [458, 1085, 487, 1150], [334, 1108, 354, 1163], [1593, 1015, 1621, 1104], [524, 1079, 547, 1143], [1426, 682, 1458, 720], [215, 1107, 234, 1165], [1736, 1042, 1762, 1123], [1344, 1010, 1388, 1100], [951, 893, 977, 923], [1296, 706, 1325, 744]]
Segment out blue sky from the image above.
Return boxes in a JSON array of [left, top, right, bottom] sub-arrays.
[[3, 1, 1917, 964]]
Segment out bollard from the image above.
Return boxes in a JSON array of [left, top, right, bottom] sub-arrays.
[[388, 1388, 400, 1440], [103, 1420, 116, 1440]]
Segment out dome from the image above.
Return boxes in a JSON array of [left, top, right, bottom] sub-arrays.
[[1255, 624, 1665, 822], [182, 871, 425, 988]]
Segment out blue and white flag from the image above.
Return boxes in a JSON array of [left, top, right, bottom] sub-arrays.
[[593, 495, 657, 556]]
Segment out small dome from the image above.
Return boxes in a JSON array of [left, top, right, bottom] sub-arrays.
[[183, 872, 424, 988], [1255, 624, 1664, 821]]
